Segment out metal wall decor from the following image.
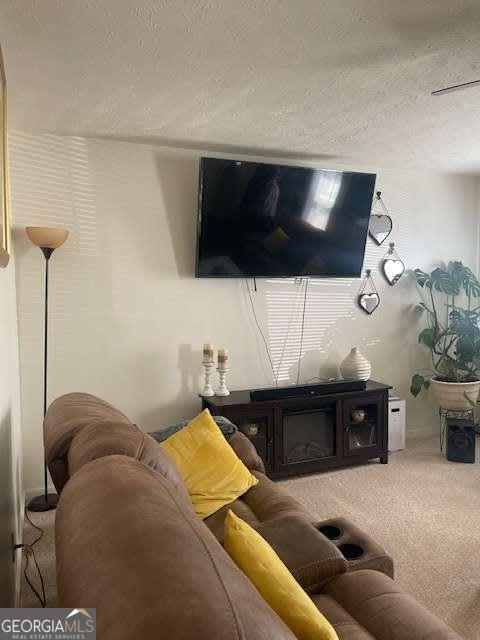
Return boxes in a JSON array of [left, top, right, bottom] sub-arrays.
[[368, 191, 392, 246], [0, 45, 9, 268], [358, 269, 380, 315], [382, 242, 405, 286]]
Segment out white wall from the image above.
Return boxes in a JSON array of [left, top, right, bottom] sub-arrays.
[[0, 249, 23, 606], [8, 132, 479, 492]]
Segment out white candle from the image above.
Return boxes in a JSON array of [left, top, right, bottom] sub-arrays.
[[203, 343, 214, 363], [218, 348, 229, 370]]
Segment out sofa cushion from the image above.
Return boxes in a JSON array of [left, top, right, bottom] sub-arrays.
[[204, 471, 310, 542], [160, 409, 258, 518], [224, 510, 338, 640], [56, 456, 296, 640], [321, 570, 462, 640]]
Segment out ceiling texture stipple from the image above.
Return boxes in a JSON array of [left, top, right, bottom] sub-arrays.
[[1, 0, 480, 173]]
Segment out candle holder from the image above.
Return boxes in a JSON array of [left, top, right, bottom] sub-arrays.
[[201, 361, 215, 397], [216, 368, 230, 396]]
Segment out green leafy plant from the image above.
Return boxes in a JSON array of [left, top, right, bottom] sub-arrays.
[[410, 261, 480, 398]]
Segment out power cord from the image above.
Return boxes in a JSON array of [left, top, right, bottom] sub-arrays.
[[296, 278, 309, 384], [245, 279, 278, 386], [14, 509, 47, 607]]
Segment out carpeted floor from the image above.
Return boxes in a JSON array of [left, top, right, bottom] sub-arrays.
[[21, 435, 480, 639], [280, 435, 480, 640]]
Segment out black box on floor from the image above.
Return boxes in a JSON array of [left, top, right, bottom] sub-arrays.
[[446, 418, 475, 463]]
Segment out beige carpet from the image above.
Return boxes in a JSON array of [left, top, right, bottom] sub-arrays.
[[21, 435, 480, 639], [280, 436, 480, 639]]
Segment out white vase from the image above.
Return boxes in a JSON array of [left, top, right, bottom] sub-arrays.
[[429, 378, 480, 410], [340, 347, 371, 381]]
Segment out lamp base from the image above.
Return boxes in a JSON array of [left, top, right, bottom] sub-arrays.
[[28, 493, 58, 512]]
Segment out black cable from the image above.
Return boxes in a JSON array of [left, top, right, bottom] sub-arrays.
[[296, 278, 309, 384], [14, 509, 47, 607], [245, 279, 278, 386], [25, 509, 43, 547], [23, 545, 46, 608]]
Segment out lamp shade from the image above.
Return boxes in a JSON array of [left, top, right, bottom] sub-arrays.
[[26, 227, 69, 249]]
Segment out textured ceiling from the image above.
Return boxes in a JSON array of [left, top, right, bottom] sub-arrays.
[[2, 0, 480, 172]]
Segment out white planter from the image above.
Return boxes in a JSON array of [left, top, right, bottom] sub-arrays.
[[430, 378, 480, 410], [340, 347, 371, 381]]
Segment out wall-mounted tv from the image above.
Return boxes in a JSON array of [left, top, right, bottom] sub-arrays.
[[195, 157, 376, 278]]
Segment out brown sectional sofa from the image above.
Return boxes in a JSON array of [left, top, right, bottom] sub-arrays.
[[47, 393, 462, 640]]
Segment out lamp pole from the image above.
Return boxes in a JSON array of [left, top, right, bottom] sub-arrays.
[[26, 227, 68, 512]]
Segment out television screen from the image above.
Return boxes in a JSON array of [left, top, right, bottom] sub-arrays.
[[196, 157, 376, 278]]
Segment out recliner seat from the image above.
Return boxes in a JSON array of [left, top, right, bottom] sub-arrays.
[[47, 393, 462, 639]]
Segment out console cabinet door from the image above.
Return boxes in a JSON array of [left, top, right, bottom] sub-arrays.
[[342, 393, 385, 458], [217, 408, 275, 473]]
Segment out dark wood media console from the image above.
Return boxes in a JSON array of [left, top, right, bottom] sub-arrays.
[[203, 380, 391, 479]]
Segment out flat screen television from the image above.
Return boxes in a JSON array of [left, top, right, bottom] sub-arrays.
[[195, 157, 376, 278]]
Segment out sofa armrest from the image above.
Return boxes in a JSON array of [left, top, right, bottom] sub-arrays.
[[228, 431, 265, 474], [322, 570, 463, 640], [254, 516, 348, 593]]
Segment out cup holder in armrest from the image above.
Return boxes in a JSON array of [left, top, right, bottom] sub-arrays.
[[338, 543, 364, 560], [318, 525, 342, 541]]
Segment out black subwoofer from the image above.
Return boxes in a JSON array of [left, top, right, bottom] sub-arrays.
[[446, 418, 475, 463]]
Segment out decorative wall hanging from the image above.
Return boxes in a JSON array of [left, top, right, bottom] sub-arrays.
[[382, 242, 405, 286], [357, 269, 380, 315], [368, 191, 392, 246], [0, 45, 10, 268]]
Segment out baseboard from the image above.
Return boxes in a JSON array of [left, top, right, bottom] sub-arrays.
[[14, 489, 25, 607], [407, 424, 437, 439]]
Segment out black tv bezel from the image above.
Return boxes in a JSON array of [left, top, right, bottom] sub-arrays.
[[195, 156, 377, 279]]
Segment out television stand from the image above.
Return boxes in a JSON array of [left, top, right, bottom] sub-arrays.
[[202, 380, 390, 479]]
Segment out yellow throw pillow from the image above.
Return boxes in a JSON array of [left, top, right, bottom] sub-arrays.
[[224, 510, 338, 640], [160, 409, 258, 519]]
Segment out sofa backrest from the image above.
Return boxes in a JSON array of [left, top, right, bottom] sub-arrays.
[[45, 392, 265, 493], [68, 420, 190, 502], [56, 455, 296, 640], [44, 392, 133, 492]]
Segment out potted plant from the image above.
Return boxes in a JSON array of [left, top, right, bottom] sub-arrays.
[[410, 261, 480, 410]]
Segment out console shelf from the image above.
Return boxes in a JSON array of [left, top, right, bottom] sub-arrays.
[[202, 380, 390, 479]]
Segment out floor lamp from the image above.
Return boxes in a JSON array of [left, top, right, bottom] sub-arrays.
[[26, 226, 69, 512]]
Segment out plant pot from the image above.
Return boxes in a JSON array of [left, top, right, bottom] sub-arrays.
[[429, 378, 480, 410]]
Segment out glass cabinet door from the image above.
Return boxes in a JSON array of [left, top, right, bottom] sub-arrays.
[[231, 412, 273, 472], [343, 395, 383, 456]]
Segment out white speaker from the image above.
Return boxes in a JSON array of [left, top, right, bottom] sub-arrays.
[[388, 396, 406, 451]]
